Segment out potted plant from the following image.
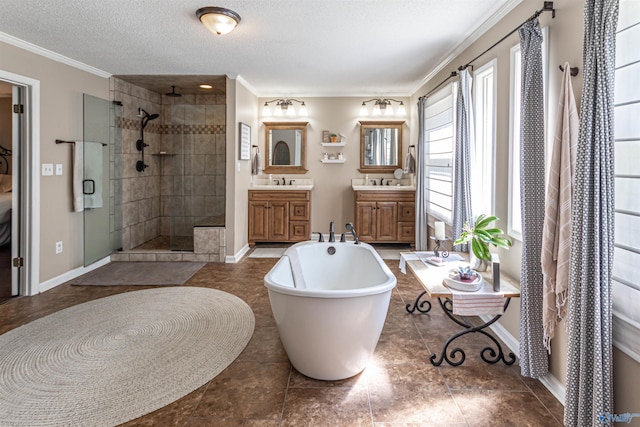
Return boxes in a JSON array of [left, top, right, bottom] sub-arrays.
[[454, 214, 512, 269], [330, 133, 338, 143]]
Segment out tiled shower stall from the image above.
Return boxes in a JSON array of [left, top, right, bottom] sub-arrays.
[[109, 77, 226, 262]]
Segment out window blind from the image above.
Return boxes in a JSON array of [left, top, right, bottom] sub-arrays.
[[424, 83, 456, 222], [612, 0, 640, 362]]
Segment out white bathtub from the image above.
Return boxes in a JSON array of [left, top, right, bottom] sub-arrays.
[[264, 241, 396, 380]]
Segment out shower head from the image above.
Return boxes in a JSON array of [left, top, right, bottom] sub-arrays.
[[139, 108, 159, 129], [165, 86, 182, 97]]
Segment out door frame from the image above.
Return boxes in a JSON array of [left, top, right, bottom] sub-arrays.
[[0, 69, 41, 296]]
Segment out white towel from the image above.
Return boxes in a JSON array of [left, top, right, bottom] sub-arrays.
[[73, 141, 104, 212], [541, 62, 578, 351], [404, 151, 416, 174], [72, 142, 84, 212], [450, 281, 505, 316], [83, 142, 104, 209]]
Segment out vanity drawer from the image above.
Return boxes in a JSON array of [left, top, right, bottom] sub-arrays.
[[398, 202, 415, 222]]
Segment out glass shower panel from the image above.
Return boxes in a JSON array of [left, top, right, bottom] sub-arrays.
[[83, 94, 113, 265], [169, 103, 194, 251]]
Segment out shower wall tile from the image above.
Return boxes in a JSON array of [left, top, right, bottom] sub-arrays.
[[214, 154, 225, 175], [140, 198, 153, 221], [114, 78, 132, 95], [160, 217, 170, 236], [206, 105, 226, 125], [122, 201, 139, 227], [215, 134, 226, 155], [194, 134, 214, 155], [193, 196, 207, 217], [191, 155, 206, 176], [196, 94, 218, 105], [215, 176, 225, 196]]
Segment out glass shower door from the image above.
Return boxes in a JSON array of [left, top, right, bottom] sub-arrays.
[[82, 94, 112, 265]]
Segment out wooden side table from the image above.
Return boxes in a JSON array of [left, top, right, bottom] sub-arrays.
[[400, 252, 520, 367]]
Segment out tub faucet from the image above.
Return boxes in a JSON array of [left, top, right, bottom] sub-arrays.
[[345, 222, 360, 244], [329, 220, 335, 242]]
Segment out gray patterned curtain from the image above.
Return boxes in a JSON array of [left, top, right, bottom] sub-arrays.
[[518, 19, 549, 379], [452, 69, 473, 252], [415, 97, 429, 251], [565, 1, 619, 425]]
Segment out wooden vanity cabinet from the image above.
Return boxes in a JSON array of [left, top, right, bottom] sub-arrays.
[[248, 190, 310, 245], [354, 191, 415, 244]]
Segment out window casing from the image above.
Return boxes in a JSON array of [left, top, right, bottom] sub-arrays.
[[508, 44, 523, 240], [424, 83, 457, 222], [471, 59, 497, 216], [612, 0, 640, 362]]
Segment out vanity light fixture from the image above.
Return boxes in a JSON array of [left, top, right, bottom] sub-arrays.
[[360, 98, 407, 116], [196, 7, 241, 35], [262, 99, 308, 117]]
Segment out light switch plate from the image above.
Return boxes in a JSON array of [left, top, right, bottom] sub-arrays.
[[55, 164, 63, 175], [42, 163, 53, 176]]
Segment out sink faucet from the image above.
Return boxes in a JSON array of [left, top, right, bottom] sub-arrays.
[[282, 177, 286, 185], [345, 222, 360, 244], [380, 177, 384, 186], [329, 220, 335, 242]]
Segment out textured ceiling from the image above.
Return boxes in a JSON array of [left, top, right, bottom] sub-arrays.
[[0, 0, 520, 96]]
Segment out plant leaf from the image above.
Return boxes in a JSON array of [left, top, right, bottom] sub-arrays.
[[474, 215, 497, 229]]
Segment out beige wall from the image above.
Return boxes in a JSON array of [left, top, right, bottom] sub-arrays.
[[226, 78, 259, 257], [256, 96, 411, 235], [0, 41, 109, 284]]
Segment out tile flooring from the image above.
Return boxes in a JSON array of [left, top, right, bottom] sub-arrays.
[[0, 258, 564, 426]]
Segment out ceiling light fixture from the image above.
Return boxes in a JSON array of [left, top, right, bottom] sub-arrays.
[[196, 7, 241, 35], [360, 98, 407, 117], [262, 99, 308, 117], [199, 84, 213, 89]]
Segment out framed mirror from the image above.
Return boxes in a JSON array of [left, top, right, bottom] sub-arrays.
[[359, 121, 404, 173], [264, 121, 308, 174]]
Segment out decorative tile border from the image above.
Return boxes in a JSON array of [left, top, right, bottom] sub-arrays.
[[115, 117, 224, 135]]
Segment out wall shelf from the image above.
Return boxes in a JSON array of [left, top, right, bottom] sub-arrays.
[[321, 142, 346, 147], [321, 159, 345, 164]]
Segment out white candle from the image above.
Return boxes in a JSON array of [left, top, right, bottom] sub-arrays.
[[435, 221, 445, 240]]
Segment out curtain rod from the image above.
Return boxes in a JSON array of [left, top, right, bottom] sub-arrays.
[[419, 71, 458, 100], [460, 1, 555, 71]]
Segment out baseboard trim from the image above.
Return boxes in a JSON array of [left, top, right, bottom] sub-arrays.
[[38, 256, 111, 293], [479, 314, 565, 406], [226, 244, 250, 263]]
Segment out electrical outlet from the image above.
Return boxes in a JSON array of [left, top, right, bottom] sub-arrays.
[[55, 241, 63, 254], [42, 163, 54, 176], [55, 164, 63, 175]]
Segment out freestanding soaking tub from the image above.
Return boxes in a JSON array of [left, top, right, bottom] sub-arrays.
[[264, 240, 396, 380]]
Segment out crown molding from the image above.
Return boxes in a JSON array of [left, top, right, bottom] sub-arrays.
[[410, 0, 523, 96], [0, 31, 111, 79], [233, 74, 259, 97]]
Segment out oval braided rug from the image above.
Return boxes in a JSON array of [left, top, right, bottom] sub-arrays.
[[0, 287, 255, 426]]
